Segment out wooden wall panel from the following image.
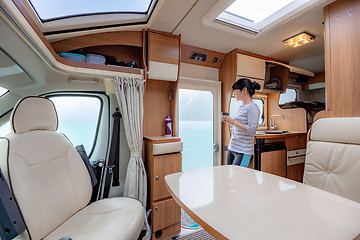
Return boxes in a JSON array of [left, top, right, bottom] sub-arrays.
[[315, 0, 360, 121], [267, 92, 307, 132], [143, 79, 172, 137], [219, 50, 237, 164], [181, 44, 225, 68]]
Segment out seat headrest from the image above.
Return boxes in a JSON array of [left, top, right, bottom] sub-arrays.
[[311, 117, 360, 145], [11, 96, 58, 134]]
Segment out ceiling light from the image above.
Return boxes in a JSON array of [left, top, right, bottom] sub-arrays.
[[283, 32, 315, 48]]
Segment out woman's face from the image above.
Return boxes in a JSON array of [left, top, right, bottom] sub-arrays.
[[234, 88, 248, 101]]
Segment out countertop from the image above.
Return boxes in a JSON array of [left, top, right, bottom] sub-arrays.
[[255, 131, 306, 139]]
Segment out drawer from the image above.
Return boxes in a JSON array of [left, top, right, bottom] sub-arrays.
[[285, 134, 306, 151], [151, 198, 181, 232], [153, 153, 182, 201]]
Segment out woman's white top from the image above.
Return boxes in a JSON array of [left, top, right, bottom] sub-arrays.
[[228, 102, 260, 155]]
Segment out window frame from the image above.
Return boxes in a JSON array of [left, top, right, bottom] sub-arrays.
[[45, 93, 104, 158], [215, 0, 316, 35], [279, 87, 298, 105], [29, 0, 157, 22]]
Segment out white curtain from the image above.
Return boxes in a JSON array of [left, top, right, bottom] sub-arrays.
[[113, 76, 149, 239]]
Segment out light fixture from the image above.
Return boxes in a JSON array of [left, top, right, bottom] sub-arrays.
[[283, 32, 315, 48]]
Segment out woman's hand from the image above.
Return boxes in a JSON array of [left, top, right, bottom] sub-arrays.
[[222, 115, 234, 124]]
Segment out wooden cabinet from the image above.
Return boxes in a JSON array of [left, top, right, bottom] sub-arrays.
[[261, 149, 287, 178], [50, 31, 146, 75], [285, 133, 307, 182], [144, 30, 181, 137], [144, 136, 182, 240]]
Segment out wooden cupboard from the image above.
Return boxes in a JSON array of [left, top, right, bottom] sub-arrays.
[[144, 136, 182, 239], [285, 133, 307, 182], [143, 30, 181, 137], [261, 149, 287, 178]]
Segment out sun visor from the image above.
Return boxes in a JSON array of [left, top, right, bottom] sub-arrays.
[[266, 60, 314, 77]]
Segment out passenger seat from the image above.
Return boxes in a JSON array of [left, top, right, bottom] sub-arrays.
[[0, 96, 144, 240], [303, 117, 360, 203]]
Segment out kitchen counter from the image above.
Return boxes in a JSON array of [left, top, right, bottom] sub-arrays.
[[255, 131, 306, 139]]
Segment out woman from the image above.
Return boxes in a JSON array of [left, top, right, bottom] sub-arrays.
[[222, 78, 261, 167]]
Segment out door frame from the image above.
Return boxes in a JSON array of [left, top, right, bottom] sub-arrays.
[[177, 77, 222, 167]]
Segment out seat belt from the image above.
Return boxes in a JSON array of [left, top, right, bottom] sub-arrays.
[[75, 145, 98, 187], [103, 110, 122, 198], [0, 167, 26, 240]]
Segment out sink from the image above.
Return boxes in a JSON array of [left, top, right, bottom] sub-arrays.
[[264, 130, 289, 134]]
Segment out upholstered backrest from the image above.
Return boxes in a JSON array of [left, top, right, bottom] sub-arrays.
[[303, 117, 360, 203], [3, 97, 92, 240]]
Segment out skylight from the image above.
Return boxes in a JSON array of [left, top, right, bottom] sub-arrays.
[[29, 0, 154, 21], [0, 87, 8, 97], [216, 0, 313, 34]]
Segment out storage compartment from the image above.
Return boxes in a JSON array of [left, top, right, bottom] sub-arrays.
[[86, 53, 106, 65], [151, 198, 181, 232], [287, 149, 306, 166], [59, 53, 85, 62], [237, 54, 265, 79], [153, 153, 182, 201]]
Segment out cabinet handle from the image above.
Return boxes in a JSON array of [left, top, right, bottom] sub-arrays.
[[295, 136, 299, 139], [155, 206, 159, 210], [155, 176, 159, 180]]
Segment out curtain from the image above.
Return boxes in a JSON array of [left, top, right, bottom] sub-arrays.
[[113, 76, 149, 239]]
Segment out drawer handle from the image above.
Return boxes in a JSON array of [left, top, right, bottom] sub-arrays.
[[155, 176, 159, 180], [295, 136, 299, 139], [155, 206, 159, 210]]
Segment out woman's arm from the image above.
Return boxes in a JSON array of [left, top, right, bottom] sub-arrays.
[[221, 115, 247, 132]]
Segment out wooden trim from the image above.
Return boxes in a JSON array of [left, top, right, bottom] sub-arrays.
[[148, 29, 180, 39], [181, 44, 225, 68], [219, 49, 237, 165], [236, 49, 288, 64], [255, 131, 307, 140], [143, 136, 181, 144]]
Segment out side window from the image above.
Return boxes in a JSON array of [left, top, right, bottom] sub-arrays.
[[279, 88, 298, 105], [49, 95, 102, 155], [0, 95, 102, 155]]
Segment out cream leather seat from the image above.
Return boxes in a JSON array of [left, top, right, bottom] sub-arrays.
[[303, 117, 360, 203], [0, 96, 144, 240]]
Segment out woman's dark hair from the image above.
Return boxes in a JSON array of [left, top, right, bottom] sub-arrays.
[[232, 78, 261, 96]]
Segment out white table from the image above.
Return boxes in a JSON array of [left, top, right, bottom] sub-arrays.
[[165, 165, 360, 240]]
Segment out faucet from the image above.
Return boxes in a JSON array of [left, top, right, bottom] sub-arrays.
[[270, 114, 284, 130]]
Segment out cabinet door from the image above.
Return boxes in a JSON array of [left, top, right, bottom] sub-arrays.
[[287, 163, 305, 183], [148, 30, 180, 81], [236, 54, 265, 79], [153, 153, 182, 201], [151, 198, 181, 232], [285, 135, 306, 151], [261, 150, 286, 177]]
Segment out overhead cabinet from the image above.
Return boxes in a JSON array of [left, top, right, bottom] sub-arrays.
[[236, 54, 265, 90], [147, 30, 180, 81]]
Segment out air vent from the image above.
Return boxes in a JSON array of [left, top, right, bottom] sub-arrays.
[[190, 52, 207, 62]]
